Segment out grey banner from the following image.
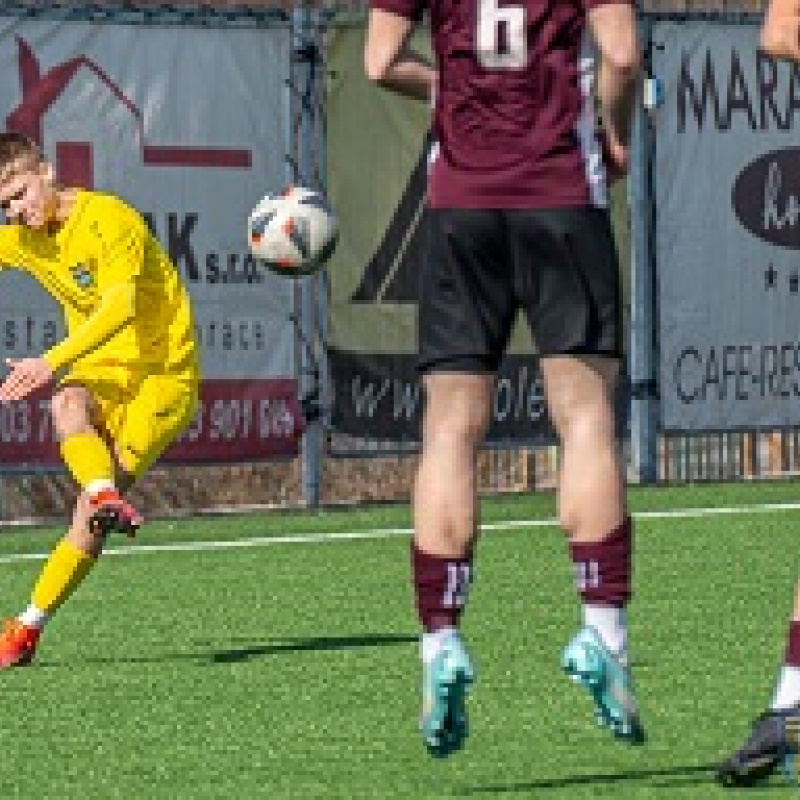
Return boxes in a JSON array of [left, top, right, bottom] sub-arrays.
[[654, 20, 800, 430], [0, 17, 302, 462]]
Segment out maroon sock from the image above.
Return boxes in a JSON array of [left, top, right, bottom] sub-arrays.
[[568, 516, 632, 607], [785, 621, 800, 667], [411, 541, 473, 632]]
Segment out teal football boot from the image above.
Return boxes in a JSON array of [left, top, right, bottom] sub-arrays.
[[562, 625, 645, 744], [420, 631, 475, 757]]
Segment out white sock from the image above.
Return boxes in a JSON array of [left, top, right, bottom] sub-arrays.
[[18, 604, 49, 630], [771, 665, 800, 711], [421, 627, 457, 664], [584, 605, 628, 666], [86, 479, 116, 498]]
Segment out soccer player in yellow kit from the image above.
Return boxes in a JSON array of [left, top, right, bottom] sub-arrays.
[[0, 132, 199, 668]]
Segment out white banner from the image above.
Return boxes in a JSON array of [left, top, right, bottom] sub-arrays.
[[0, 16, 302, 462], [655, 20, 800, 430]]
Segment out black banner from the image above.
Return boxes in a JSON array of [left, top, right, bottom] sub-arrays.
[[330, 348, 556, 443]]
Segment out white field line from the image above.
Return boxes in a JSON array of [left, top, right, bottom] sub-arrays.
[[0, 501, 798, 565]]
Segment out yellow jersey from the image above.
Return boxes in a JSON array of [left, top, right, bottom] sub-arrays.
[[0, 189, 199, 388]]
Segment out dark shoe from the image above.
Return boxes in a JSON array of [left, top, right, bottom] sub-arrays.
[[717, 707, 800, 787]]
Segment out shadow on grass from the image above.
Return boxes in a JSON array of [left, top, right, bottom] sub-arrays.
[[461, 764, 718, 794], [210, 632, 418, 663], [39, 632, 418, 667]]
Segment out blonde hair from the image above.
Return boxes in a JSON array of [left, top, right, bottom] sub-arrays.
[[0, 132, 44, 177]]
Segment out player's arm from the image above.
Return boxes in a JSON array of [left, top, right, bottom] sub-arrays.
[[0, 283, 135, 404], [587, 2, 641, 172], [365, 6, 435, 102], [761, 0, 800, 62], [42, 282, 136, 373], [42, 224, 144, 374], [0, 223, 142, 405]]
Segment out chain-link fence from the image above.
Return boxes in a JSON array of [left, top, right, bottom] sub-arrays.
[[0, 0, 796, 525]]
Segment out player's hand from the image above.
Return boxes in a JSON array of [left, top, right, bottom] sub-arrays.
[[0, 357, 54, 404], [761, 0, 800, 63], [599, 126, 628, 184]]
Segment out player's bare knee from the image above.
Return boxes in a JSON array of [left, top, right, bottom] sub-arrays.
[[425, 416, 485, 454], [426, 393, 491, 444], [555, 396, 616, 449], [423, 375, 493, 438], [50, 387, 94, 439]]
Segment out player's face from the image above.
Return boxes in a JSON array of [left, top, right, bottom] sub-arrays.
[[0, 157, 58, 229]]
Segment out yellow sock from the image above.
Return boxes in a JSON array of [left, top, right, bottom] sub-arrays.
[[31, 539, 95, 615], [60, 431, 115, 491]]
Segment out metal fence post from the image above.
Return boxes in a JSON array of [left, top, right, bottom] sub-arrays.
[[629, 18, 659, 484], [294, 5, 323, 506]]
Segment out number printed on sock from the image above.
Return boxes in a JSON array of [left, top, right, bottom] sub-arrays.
[[574, 560, 600, 592], [443, 563, 472, 609]]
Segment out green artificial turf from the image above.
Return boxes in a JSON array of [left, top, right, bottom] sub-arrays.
[[0, 481, 798, 797]]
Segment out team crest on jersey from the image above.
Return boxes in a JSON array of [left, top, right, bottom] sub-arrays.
[[70, 263, 95, 288]]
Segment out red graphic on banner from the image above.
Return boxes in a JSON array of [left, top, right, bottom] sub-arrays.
[[6, 37, 252, 187], [169, 379, 304, 461], [0, 379, 303, 464]]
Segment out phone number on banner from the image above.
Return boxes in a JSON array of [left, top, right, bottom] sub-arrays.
[[0, 378, 303, 465]]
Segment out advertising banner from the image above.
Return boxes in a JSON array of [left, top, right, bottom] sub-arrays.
[[0, 15, 302, 463], [654, 20, 800, 430], [326, 21, 553, 443]]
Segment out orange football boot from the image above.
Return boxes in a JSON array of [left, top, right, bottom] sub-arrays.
[[0, 619, 40, 668], [88, 490, 142, 538]]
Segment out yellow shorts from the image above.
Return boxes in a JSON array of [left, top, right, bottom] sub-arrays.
[[64, 370, 199, 479]]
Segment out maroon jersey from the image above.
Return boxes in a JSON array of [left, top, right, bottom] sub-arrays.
[[370, 0, 619, 209]]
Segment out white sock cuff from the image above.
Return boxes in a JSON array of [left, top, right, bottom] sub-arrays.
[[584, 604, 628, 662], [771, 665, 800, 711], [18, 604, 49, 629], [85, 479, 116, 497], [421, 627, 457, 664]]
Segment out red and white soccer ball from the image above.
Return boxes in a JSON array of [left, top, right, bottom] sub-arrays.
[[248, 186, 338, 277]]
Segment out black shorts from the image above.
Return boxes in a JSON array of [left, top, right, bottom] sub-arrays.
[[418, 207, 622, 374]]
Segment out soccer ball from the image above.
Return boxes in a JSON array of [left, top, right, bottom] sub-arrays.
[[248, 186, 338, 277]]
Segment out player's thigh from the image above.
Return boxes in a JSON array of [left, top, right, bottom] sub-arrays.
[[418, 208, 517, 375], [114, 376, 198, 479], [509, 207, 622, 357]]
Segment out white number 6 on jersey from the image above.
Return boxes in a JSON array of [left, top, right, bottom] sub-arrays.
[[476, 0, 527, 70]]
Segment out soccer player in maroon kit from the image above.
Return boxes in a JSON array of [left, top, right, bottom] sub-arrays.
[[366, 0, 641, 757], [715, 7, 800, 789]]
